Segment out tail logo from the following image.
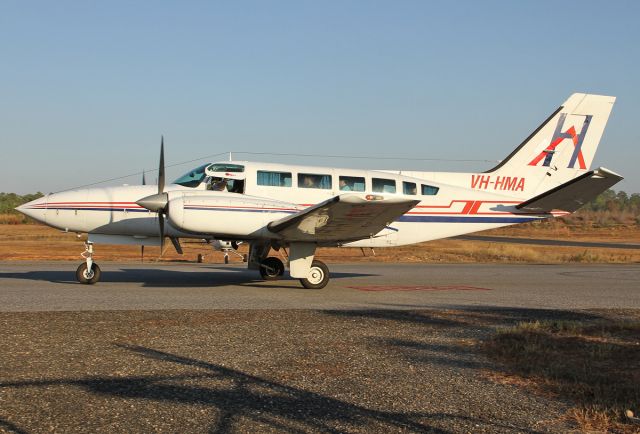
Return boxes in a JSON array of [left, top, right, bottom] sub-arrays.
[[528, 113, 592, 169]]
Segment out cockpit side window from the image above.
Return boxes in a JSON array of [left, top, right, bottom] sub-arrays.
[[173, 163, 210, 188], [206, 163, 246, 193], [208, 163, 245, 173]]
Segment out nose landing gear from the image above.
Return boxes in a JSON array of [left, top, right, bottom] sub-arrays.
[[76, 242, 101, 284]]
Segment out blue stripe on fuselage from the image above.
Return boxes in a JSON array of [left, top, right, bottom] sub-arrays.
[[398, 215, 540, 223], [184, 207, 297, 214]]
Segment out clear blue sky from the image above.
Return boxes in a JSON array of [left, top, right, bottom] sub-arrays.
[[1, 0, 639, 194]]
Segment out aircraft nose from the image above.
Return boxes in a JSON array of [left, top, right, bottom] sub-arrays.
[[15, 196, 48, 223]]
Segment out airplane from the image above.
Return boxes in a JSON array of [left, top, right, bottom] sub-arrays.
[[17, 93, 623, 289]]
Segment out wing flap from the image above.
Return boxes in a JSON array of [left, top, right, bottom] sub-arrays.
[[268, 194, 419, 243], [516, 167, 623, 213]]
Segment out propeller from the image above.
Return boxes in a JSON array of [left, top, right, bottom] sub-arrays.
[[136, 137, 169, 253]]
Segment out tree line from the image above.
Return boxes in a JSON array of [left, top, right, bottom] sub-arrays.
[[582, 189, 640, 213], [0, 192, 44, 214]]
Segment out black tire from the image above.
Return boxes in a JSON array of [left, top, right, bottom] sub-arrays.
[[76, 262, 101, 284], [224, 255, 229, 264], [259, 257, 285, 281], [299, 260, 330, 289]]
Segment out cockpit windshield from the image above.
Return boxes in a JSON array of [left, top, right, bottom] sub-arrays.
[[173, 163, 210, 188]]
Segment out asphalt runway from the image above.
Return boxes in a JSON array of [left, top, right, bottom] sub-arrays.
[[1, 261, 638, 312], [2, 262, 638, 432]]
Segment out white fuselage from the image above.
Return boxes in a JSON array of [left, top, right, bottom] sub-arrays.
[[19, 160, 556, 248]]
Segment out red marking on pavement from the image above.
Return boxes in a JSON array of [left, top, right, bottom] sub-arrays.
[[348, 285, 492, 292]]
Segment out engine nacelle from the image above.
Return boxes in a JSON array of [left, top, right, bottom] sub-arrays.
[[165, 191, 299, 237]]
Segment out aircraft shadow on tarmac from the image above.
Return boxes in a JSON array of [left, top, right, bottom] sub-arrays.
[[0, 267, 376, 289], [0, 307, 609, 432], [0, 343, 534, 433]]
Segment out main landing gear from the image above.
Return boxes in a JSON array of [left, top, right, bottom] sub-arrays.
[[299, 260, 329, 289], [258, 257, 329, 288], [249, 242, 330, 289], [76, 242, 101, 284], [259, 257, 286, 280]]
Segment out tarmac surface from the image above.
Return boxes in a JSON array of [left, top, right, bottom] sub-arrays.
[[0, 261, 639, 312], [1, 261, 639, 433]]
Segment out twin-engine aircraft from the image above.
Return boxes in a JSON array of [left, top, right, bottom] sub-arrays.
[[18, 93, 622, 289]]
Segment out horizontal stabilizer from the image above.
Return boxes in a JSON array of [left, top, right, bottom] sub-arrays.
[[268, 194, 419, 243], [516, 167, 623, 213]]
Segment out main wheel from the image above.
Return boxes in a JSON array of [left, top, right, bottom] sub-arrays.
[[76, 262, 101, 284], [259, 257, 285, 281], [299, 260, 329, 289]]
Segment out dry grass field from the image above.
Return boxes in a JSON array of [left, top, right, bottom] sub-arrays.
[[484, 312, 640, 432], [1, 219, 639, 264]]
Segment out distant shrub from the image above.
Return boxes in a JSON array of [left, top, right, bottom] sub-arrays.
[[0, 192, 44, 215]]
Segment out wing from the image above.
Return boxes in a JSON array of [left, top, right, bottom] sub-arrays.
[[268, 194, 419, 243], [516, 167, 623, 213]]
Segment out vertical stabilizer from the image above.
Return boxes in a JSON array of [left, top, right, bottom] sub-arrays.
[[486, 93, 616, 196]]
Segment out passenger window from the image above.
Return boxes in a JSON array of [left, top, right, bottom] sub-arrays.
[[298, 173, 332, 189], [339, 176, 365, 192], [421, 184, 440, 195], [403, 181, 417, 195], [257, 171, 292, 187], [372, 178, 396, 193]]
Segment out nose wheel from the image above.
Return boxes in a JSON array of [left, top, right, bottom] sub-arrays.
[[76, 262, 101, 284], [77, 242, 101, 284]]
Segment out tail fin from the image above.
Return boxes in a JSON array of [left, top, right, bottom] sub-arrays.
[[486, 93, 616, 196]]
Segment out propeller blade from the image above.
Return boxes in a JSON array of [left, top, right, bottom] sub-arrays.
[[159, 212, 165, 254], [158, 136, 165, 194], [170, 237, 183, 255]]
